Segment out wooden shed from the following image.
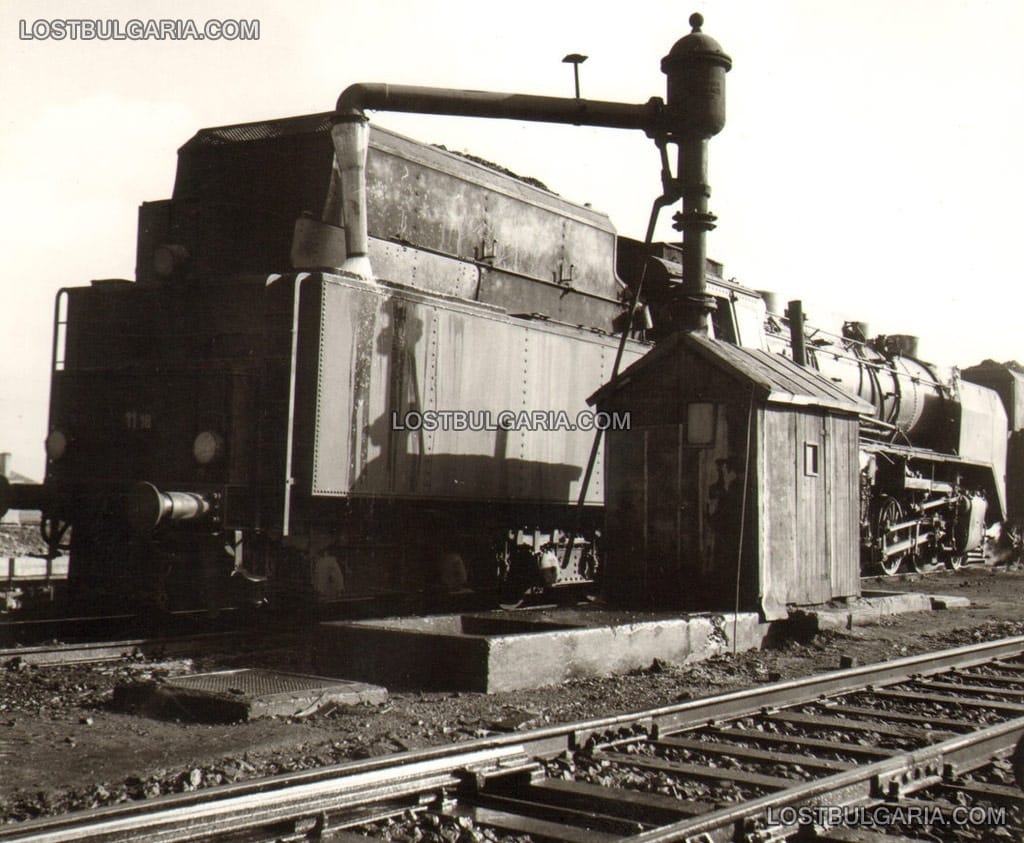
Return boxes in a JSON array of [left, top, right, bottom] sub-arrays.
[[590, 332, 872, 620]]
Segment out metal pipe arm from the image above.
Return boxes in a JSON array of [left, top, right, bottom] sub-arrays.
[[328, 85, 669, 278], [336, 83, 666, 135], [327, 15, 729, 305]]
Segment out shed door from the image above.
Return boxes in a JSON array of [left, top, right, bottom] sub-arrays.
[[764, 409, 831, 610], [795, 413, 832, 604], [828, 415, 861, 598]]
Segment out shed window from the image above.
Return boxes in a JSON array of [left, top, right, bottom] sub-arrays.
[[804, 441, 820, 476], [686, 403, 715, 446]]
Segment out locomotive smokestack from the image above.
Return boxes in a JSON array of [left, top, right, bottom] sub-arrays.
[[787, 300, 808, 366], [661, 13, 731, 335]]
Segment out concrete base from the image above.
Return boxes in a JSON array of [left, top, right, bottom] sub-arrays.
[[115, 669, 387, 721], [315, 609, 769, 693], [795, 590, 971, 631]]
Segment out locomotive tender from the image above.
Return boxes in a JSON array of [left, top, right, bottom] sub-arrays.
[[16, 118, 657, 610], [0, 15, 1018, 614]]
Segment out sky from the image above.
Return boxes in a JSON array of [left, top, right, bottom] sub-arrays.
[[1, 0, 1022, 478]]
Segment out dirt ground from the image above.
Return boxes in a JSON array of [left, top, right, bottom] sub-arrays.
[[2, 565, 1024, 823]]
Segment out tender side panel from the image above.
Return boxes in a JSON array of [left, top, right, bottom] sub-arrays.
[[426, 300, 524, 499], [309, 274, 642, 505], [520, 326, 612, 505]]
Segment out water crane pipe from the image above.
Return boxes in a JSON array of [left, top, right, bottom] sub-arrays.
[[335, 85, 663, 132], [329, 12, 730, 336], [329, 89, 660, 280]]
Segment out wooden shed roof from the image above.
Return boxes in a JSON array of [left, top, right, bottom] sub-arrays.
[[590, 332, 874, 416]]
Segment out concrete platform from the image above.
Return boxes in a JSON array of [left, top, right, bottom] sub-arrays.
[[794, 590, 972, 631], [114, 668, 387, 721], [315, 609, 769, 693]]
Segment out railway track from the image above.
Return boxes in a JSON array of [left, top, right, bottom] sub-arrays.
[[3, 636, 1023, 841], [0, 630, 253, 667], [0, 607, 307, 667], [0, 607, 255, 648]]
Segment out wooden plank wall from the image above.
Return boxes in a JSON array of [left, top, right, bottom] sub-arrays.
[[830, 415, 862, 598], [762, 408, 860, 615]]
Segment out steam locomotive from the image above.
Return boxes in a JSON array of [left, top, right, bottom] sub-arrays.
[[762, 309, 1015, 576], [0, 17, 1018, 615]]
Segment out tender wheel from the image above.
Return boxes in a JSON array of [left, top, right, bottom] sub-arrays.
[[496, 545, 529, 609], [498, 578, 537, 610], [875, 496, 906, 576]]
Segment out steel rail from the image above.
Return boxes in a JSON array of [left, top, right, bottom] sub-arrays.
[[624, 716, 1024, 842], [0, 746, 533, 843], [0, 607, 247, 650], [3, 635, 1024, 842]]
